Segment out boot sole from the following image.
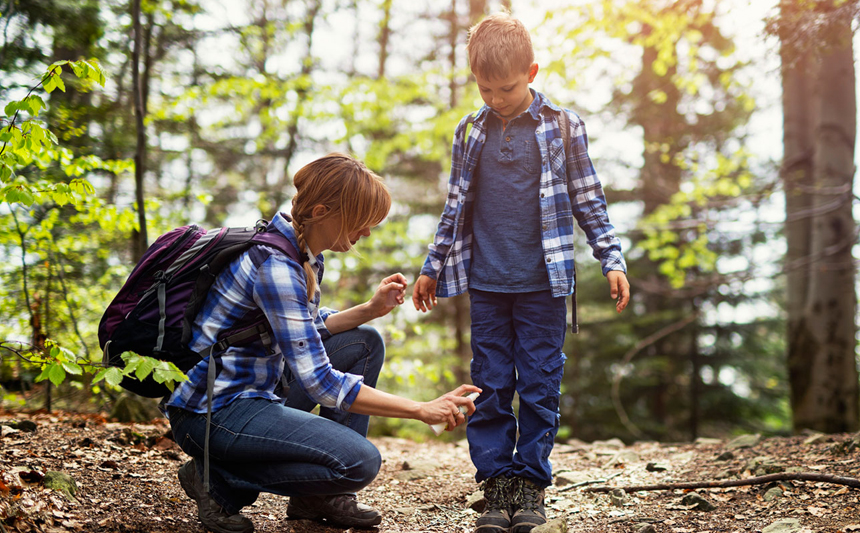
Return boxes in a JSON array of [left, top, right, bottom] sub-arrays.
[[286, 504, 382, 529]]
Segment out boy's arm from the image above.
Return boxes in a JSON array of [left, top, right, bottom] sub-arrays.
[[564, 111, 627, 275], [564, 110, 630, 312], [413, 115, 472, 310]]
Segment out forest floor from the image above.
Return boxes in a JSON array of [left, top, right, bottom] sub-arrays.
[[2, 408, 860, 533]]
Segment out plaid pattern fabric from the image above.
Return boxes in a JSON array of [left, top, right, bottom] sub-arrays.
[[165, 213, 362, 414], [420, 91, 626, 298]]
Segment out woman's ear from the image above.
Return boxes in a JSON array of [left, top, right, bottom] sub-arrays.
[[310, 204, 329, 219]]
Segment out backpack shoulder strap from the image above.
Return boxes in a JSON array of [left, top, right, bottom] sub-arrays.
[[558, 108, 571, 155]]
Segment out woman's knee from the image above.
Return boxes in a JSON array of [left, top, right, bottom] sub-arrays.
[[342, 438, 382, 489], [356, 325, 385, 376]]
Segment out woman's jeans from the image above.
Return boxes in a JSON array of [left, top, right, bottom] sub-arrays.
[[466, 289, 566, 488], [168, 325, 385, 514]]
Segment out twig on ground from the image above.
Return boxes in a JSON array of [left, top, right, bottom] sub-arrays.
[[583, 472, 860, 493], [558, 471, 624, 492]]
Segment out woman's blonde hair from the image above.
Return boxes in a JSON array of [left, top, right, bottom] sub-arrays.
[[290, 153, 391, 300], [467, 12, 534, 80]]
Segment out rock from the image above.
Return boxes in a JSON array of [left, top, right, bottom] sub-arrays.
[[716, 451, 734, 461], [680, 492, 716, 511], [8, 420, 37, 432], [555, 471, 592, 487], [603, 450, 639, 468], [645, 462, 668, 472], [726, 433, 761, 450], [43, 471, 78, 502], [745, 456, 785, 476], [695, 437, 722, 446], [636, 524, 657, 533], [532, 517, 568, 533], [762, 518, 803, 533], [110, 394, 162, 422], [394, 460, 435, 482], [802, 433, 829, 446], [609, 488, 627, 507], [466, 490, 485, 512], [764, 487, 783, 501], [592, 438, 626, 449]]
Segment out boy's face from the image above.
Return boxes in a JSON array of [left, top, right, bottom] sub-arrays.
[[474, 63, 539, 121]]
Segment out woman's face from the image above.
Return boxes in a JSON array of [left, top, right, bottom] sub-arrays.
[[313, 212, 372, 253]]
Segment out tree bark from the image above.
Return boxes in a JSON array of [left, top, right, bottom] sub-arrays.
[[131, 0, 148, 261], [791, 13, 858, 433], [780, 0, 816, 425]]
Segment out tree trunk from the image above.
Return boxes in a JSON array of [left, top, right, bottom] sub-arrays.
[[131, 0, 148, 260], [790, 14, 858, 433]]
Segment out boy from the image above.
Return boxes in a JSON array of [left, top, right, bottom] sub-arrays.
[[412, 12, 630, 533]]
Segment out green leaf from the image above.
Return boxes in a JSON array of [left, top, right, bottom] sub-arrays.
[[54, 75, 66, 93], [4, 101, 19, 117], [133, 356, 157, 381], [62, 361, 83, 375], [93, 367, 125, 388], [43, 76, 57, 93], [48, 363, 67, 387]]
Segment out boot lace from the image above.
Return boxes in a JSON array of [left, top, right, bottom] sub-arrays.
[[481, 476, 514, 511], [516, 479, 542, 512]]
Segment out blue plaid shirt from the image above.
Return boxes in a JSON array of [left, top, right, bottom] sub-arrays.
[[165, 213, 363, 414], [420, 90, 626, 298]]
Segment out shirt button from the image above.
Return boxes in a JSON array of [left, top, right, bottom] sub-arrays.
[[540, 193, 545, 198], [542, 224, 548, 230], [505, 136, 511, 142], [546, 257, 552, 263]]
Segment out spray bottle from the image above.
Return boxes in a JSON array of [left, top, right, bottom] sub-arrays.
[[429, 392, 480, 436]]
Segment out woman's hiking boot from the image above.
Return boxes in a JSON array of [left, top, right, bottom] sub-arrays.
[[177, 460, 254, 533], [475, 476, 516, 533], [287, 494, 382, 529], [511, 477, 547, 533]]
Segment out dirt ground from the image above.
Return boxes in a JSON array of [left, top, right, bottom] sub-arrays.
[[2, 408, 860, 533]]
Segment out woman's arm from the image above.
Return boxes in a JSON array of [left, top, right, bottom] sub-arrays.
[[348, 383, 481, 431], [324, 273, 408, 334]]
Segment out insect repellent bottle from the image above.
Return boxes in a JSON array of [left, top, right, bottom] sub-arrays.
[[429, 392, 480, 436]]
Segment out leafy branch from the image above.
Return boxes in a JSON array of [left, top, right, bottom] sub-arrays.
[[0, 340, 188, 392]]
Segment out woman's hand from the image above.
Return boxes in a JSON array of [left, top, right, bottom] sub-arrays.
[[417, 384, 482, 431], [367, 273, 408, 319]]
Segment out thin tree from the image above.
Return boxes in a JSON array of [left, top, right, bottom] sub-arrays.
[[131, 0, 148, 260]]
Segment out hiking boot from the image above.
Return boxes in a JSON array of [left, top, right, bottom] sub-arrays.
[[475, 476, 516, 533], [511, 477, 546, 533], [177, 460, 254, 533], [287, 494, 382, 529]]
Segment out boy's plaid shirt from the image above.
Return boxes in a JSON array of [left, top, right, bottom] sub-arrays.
[[420, 91, 626, 298], [165, 213, 363, 415]]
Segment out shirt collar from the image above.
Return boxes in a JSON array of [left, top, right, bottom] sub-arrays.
[[273, 212, 324, 267], [474, 89, 560, 124]]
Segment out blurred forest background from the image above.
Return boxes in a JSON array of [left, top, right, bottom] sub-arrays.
[[0, 0, 858, 444]]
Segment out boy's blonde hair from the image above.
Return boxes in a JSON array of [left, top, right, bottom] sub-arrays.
[[290, 153, 391, 300], [467, 12, 534, 80]]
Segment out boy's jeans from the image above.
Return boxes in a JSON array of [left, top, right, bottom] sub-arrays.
[[168, 325, 385, 514], [467, 289, 566, 487]]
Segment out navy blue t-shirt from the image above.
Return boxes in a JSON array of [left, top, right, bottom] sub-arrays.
[[469, 107, 550, 293]]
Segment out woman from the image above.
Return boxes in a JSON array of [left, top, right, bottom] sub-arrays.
[[165, 153, 480, 533]]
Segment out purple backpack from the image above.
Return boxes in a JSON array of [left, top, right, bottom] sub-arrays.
[[98, 219, 300, 397]]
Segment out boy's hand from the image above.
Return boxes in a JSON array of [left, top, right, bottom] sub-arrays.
[[607, 271, 630, 313], [412, 274, 438, 312]]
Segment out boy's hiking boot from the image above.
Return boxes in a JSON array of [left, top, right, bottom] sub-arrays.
[[287, 494, 382, 529], [475, 476, 515, 533], [511, 477, 547, 533], [177, 460, 254, 533]]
